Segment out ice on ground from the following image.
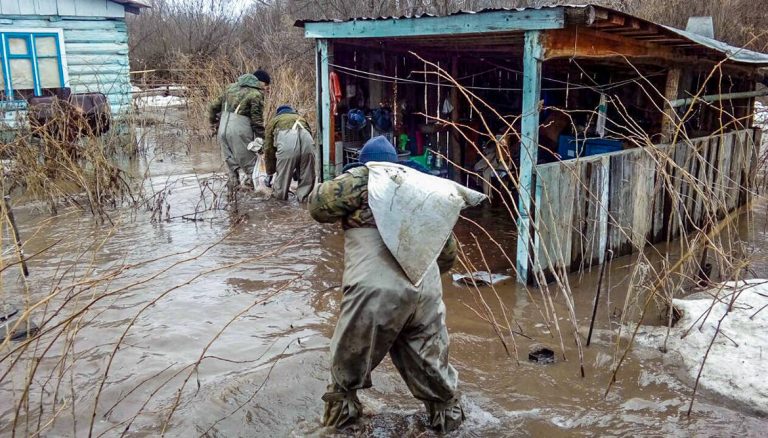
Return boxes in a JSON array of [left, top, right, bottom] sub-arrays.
[[452, 271, 511, 286], [132, 85, 188, 109], [634, 280, 768, 415]]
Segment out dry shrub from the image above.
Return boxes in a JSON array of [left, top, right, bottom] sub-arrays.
[[1, 110, 139, 222], [145, 51, 317, 134]]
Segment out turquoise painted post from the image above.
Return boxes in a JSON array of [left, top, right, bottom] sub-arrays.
[[317, 39, 333, 180], [516, 30, 543, 284]]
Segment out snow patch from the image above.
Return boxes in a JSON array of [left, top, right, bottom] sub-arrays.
[[134, 94, 187, 109], [634, 280, 768, 415], [132, 85, 188, 109]]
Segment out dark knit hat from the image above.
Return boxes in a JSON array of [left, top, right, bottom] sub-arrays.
[[276, 105, 294, 115], [253, 69, 271, 85], [359, 136, 398, 164]]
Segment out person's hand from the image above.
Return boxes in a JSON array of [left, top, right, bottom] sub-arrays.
[[247, 137, 264, 152], [265, 174, 274, 187], [209, 125, 217, 137]]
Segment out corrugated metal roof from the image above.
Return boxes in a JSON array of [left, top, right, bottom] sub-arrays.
[[296, 4, 768, 66], [662, 25, 768, 65]]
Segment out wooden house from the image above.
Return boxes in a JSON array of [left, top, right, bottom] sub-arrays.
[[297, 5, 768, 284], [0, 0, 148, 131]]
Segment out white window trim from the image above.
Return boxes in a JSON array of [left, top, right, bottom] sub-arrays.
[[0, 27, 69, 89]]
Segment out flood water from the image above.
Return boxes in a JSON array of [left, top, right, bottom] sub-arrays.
[[1, 112, 767, 437]]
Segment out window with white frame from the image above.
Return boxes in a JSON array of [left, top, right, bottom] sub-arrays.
[[0, 30, 67, 100]]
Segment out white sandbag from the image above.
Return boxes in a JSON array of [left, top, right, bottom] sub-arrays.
[[366, 162, 486, 286], [251, 154, 272, 196]]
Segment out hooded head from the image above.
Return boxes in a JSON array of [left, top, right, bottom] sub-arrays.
[[236, 73, 264, 89], [359, 136, 398, 164], [253, 69, 271, 85], [276, 105, 295, 116]]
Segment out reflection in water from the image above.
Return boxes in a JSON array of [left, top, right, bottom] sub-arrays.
[[1, 116, 766, 437]]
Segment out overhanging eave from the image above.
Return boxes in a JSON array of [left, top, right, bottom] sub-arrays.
[[303, 8, 567, 39]]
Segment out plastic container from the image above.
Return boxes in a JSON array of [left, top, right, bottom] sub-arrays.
[[558, 135, 622, 159], [410, 152, 429, 168]]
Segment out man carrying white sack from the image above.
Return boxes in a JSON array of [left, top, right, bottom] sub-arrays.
[[308, 136, 486, 433]]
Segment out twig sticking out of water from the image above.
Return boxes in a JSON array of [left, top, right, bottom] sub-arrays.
[[587, 250, 611, 347]]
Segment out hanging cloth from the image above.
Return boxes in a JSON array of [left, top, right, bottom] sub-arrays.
[[596, 93, 607, 138], [441, 98, 454, 116], [329, 71, 343, 115]]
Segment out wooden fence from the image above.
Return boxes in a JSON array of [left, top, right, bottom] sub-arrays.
[[531, 128, 761, 277]]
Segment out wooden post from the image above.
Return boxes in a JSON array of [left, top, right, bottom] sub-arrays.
[[516, 30, 543, 284], [450, 55, 461, 182], [318, 39, 333, 181], [661, 67, 681, 143], [3, 196, 28, 277]]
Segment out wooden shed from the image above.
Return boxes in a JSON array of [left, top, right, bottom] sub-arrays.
[[0, 0, 147, 129], [297, 5, 768, 284]]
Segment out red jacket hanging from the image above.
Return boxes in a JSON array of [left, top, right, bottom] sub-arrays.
[[329, 71, 342, 115]]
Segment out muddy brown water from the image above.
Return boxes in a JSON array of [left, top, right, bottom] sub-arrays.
[[1, 120, 767, 437]]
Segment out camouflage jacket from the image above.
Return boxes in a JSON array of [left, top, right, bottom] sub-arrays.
[[208, 74, 266, 137], [308, 166, 457, 273], [264, 112, 312, 175]]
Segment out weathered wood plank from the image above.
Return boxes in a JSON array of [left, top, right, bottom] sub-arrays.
[[706, 136, 718, 220], [607, 153, 628, 254], [691, 137, 709, 227], [651, 145, 668, 241], [569, 160, 584, 271], [34, 0, 58, 15], [597, 156, 610, 265], [0, 1, 23, 15], [617, 152, 636, 255], [533, 129, 755, 279], [106, 0, 126, 18], [721, 132, 736, 211], [685, 140, 698, 230], [737, 130, 752, 206], [543, 27, 679, 61], [304, 8, 565, 39], [535, 161, 577, 276], [667, 141, 688, 239], [578, 157, 610, 268], [533, 165, 553, 274], [728, 130, 744, 211], [56, 0, 77, 16], [556, 164, 576, 273], [713, 133, 729, 217], [74, 0, 107, 17], [632, 151, 655, 248]]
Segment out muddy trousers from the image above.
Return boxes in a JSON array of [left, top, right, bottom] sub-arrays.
[[322, 228, 464, 433], [217, 110, 256, 186], [272, 126, 316, 201]]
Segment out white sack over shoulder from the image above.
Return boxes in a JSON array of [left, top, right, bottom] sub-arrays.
[[366, 162, 486, 286]]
